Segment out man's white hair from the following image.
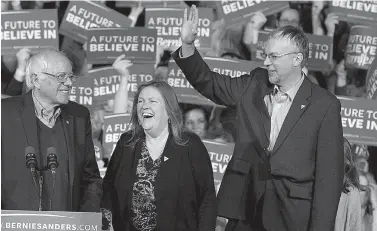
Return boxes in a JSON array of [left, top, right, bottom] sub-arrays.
[[25, 49, 72, 89]]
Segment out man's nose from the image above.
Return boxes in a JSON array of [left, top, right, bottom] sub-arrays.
[[263, 56, 272, 66]]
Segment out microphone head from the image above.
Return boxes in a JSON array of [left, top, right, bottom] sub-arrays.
[[25, 146, 37, 169], [47, 147, 58, 169], [25, 146, 35, 155], [46, 147, 57, 155]]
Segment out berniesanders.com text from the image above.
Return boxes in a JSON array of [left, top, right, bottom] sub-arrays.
[[1, 222, 98, 231]]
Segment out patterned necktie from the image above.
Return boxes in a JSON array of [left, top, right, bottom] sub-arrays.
[[273, 88, 289, 104], [268, 88, 289, 151]]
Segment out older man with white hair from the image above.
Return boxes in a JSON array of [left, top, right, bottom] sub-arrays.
[[1, 49, 102, 212]]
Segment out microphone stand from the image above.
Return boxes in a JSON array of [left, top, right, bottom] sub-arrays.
[[38, 176, 44, 211], [49, 173, 56, 210]]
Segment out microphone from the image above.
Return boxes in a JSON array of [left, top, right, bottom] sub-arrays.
[[25, 146, 42, 210], [46, 147, 58, 174], [46, 147, 58, 211], [25, 146, 38, 173]]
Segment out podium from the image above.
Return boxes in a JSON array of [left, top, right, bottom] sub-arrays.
[[1, 210, 101, 231]]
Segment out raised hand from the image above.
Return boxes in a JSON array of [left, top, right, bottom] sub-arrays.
[[249, 11, 267, 30], [325, 13, 339, 37], [181, 4, 199, 45], [16, 48, 32, 68], [312, 1, 325, 17], [112, 54, 133, 77], [14, 48, 32, 82]]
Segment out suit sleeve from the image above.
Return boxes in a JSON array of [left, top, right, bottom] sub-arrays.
[[79, 111, 103, 212], [189, 135, 217, 231], [310, 101, 344, 231], [172, 48, 255, 107], [4, 78, 23, 96]]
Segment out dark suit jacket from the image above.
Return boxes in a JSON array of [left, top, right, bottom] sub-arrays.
[[173, 48, 344, 231], [3, 77, 23, 96], [101, 131, 217, 231], [1, 91, 102, 212]]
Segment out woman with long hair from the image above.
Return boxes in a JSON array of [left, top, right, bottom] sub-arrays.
[[335, 138, 362, 231]]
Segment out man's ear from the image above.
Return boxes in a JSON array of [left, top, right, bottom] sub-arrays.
[[31, 73, 40, 89], [294, 53, 303, 67]]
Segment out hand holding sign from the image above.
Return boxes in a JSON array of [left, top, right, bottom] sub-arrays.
[[181, 5, 199, 45], [325, 13, 339, 37], [112, 54, 133, 77]]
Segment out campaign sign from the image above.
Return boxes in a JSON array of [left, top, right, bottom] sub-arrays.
[[59, 0, 132, 43], [1, 9, 59, 55], [145, 7, 213, 51], [203, 140, 235, 194], [345, 25, 377, 70], [338, 96, 377, 146], [90, 67, 124, 105], [61, 37, 86, 75], [253, 31, 333, 71], [168, 57, 257, 106], [87, 27, 157, 64], [116, 0, 185, 8], [69, 76, 94, 109], [103, 113, 132, 158], [216, 0, 289, 27], [329, 0, 377, 26], [1, 210, 101, 231], [366, 58, 377, 100], [128, 63, 156, 87]]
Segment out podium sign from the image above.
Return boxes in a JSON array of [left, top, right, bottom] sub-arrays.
[[1, 210, 101, 231]]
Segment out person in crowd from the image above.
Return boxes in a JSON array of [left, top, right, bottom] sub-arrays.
[[183, 105, 209, 139], [335, 138, 362, 231], [1, 1, 10, 11], [243, 7, 302, 48], [101, 80, 217, 231], [1, 49, 102, 211], [183, 104, 234, 143], [359, 173, 377, 231], [91, 108, 105, 168], [173, 5, 343, 231]]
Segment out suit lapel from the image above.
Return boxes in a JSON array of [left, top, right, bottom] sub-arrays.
[[254, 79, 274, 148], [19, 92, 40, 156], [60, 105, 75, 207], [155, 135, 181, 209], [272, 78, 312, 154]]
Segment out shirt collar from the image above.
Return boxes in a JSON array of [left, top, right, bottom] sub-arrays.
[[274, 74, 305, 101], [32, 90, 61, 121]]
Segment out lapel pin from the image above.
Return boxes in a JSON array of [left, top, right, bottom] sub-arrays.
[[164, 156, 169, 162], [66, 120, 69, 124], [301, 105, 306, 109]]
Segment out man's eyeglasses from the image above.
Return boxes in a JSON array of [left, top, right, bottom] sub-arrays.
[[279, 19, 300, 27], [260, 52, 300, 61], [41, 72, 77, 83]]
